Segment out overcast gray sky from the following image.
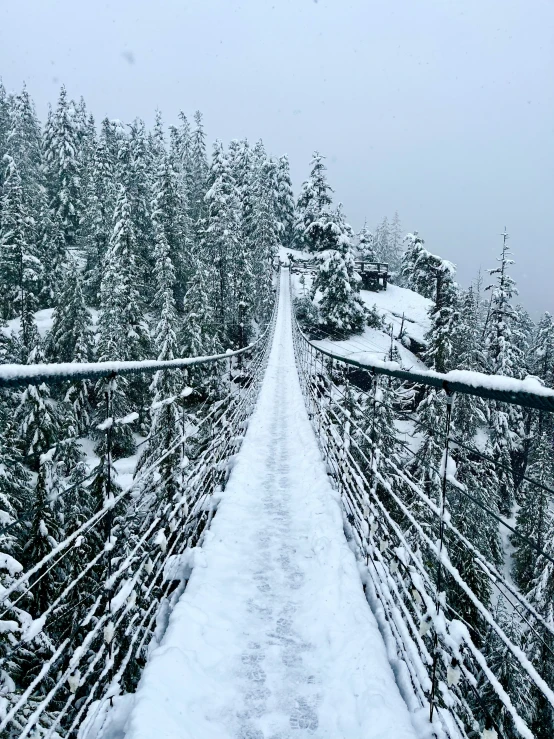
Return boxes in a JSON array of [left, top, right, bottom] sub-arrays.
[[1, 0, 553, 314]]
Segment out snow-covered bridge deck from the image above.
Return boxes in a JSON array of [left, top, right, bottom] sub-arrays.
[[120, 274, 417, 739]]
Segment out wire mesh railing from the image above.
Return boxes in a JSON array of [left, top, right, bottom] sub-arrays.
[[0, 273, 279, 738], [290, 270, 554, 739]]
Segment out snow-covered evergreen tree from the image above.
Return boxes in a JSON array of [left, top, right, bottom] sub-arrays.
[[127, 118, 155, 301], [400, 231, 436, 299], [0, 423, 30, 555], [23, 456, 62, 617], [423, 256, 458, 374], [6, 85, 43, 229], [388, 211, 403, 276], [527, 514, 554, 738], [44, 86, 82, 248], [151, 149, 190, 310], [0, 79, 10, 187], [249, 157, 278, 327], [480, 602, 535, 737], [374, 216, 390, 264], [532, 313, 554, 387], [485, 232, 523, 514], [357, 222, 377, 261], [310, 245, 365, 337], [82, 121, 118, 305], [189, 110, 208, 226], [204, 140, 242, 338], [136, 225, 182, 513], [275, 154, 295, 248], [47, 259, 92, 362], [96, 185, 147, 457], [512, 425, 553, 591], [295, 152, 333, 251], [0, 155, 41, 339]]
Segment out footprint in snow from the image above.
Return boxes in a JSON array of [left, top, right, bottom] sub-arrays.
[[289, 697, 318, 733], [237, 726, 264, 739]]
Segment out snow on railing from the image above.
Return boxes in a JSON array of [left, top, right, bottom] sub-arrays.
[[0, 277, 280, 739], [303, 343, 554, 413], [0, 337, 269, 389], [291, 271, 554, 739]]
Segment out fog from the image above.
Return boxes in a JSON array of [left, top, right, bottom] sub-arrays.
[[1, 0, 553, 313]]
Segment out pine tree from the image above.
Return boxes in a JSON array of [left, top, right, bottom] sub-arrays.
[[57, 457, 96, 641], [151, 151, 190, 311], [96, 185, 147, 458], [249, 157, 278, 327], [0, 423, 31, 556], [423, 256, 458, 375], [388, 211, 404, 276], [204, 140, 242, 339], [532, 313, 554, 387], [189, 111, 208, 225], [0, 155, 41, 346], [6, 85, 43, 224], [44, 86, 82, 248], [23, 457, 62, 617], [47, 260, 93, 434], [0, 79, 10, 187], [0, 154, 28, 319], [0, 428, 29, 698], [16, 341, 63, 471], [311, 245, 366, 337], [171, 111, 192, 197], [358, 222, 377, 261], [136, 229, 181, 513], [275, 154, 295, 248], [37, 207, 68, 306], [400, 232, 437, 299], [73, 97, 96, 178], [485, 231, 523, 515], [480, 602, 535, 737], [374, 216, 390, 263], [98, 184, 148, 364], [527, 518, 554, 738], [149, 109, 165, 165], [512, 425, 553, 591], [295, 152, 333, 251], [82, 123, 118, 305], [127, 119, 155, 302], [47, 258, 92, 362], [228, 138, 252, 243], [181, 260, 222, 397]]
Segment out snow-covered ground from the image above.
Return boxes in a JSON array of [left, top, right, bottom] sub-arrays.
[[3, 308, 56, 339], [2, 307, 100, 339], [314, 323, 427, 372], [114, 272, 418, 739], [361, 284, 431, 351]]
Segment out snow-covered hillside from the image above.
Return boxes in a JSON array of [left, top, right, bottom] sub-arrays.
[[361, 284, 431, 352], [283, 246, 431, 370]]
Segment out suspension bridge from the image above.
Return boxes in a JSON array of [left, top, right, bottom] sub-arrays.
[[1, 268, 554, 739]]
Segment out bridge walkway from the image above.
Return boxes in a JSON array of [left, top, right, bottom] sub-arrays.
[[122, 272, 417, 739]]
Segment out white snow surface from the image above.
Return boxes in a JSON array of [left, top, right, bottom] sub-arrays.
[[315, 325, 427, 372], [360, 284, 432, 348], [121, 273, 418, 739], [3, 308, 55, 339]]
